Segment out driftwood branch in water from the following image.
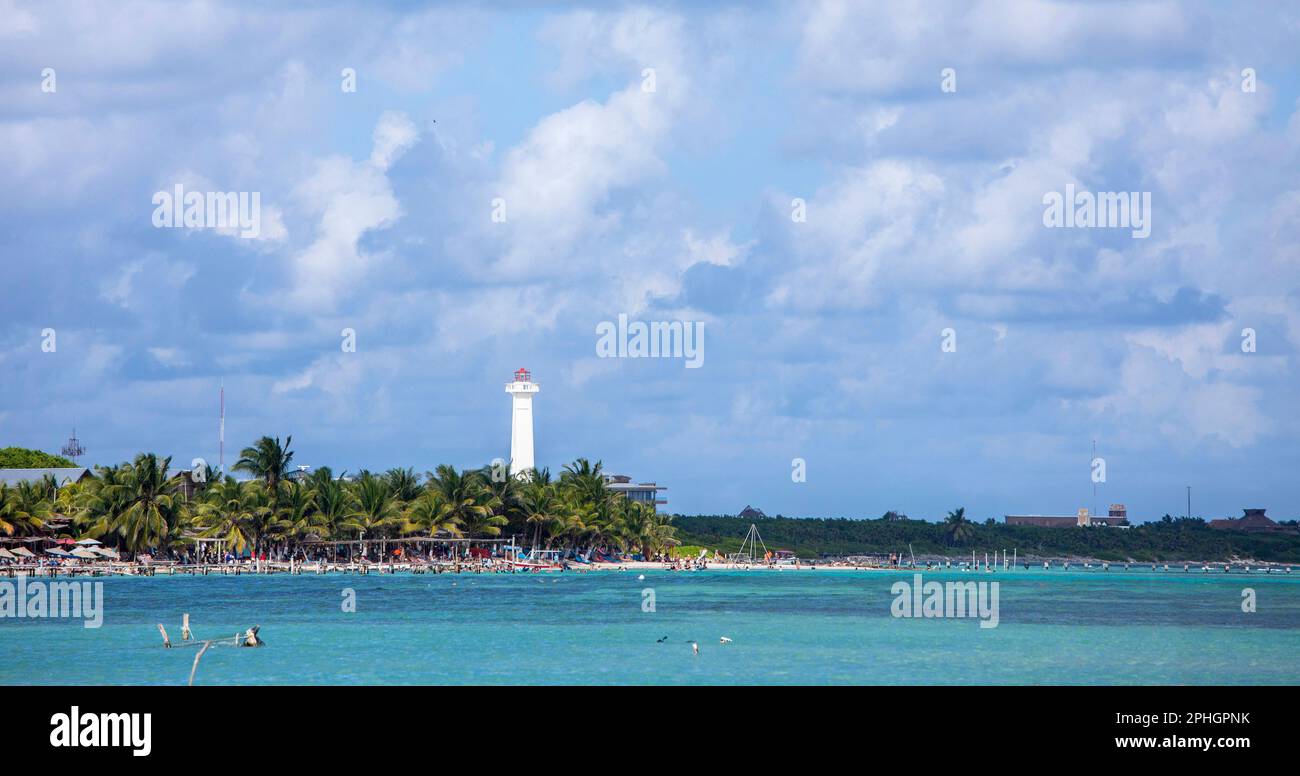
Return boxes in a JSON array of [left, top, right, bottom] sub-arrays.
[[188, 641, 213, 686]]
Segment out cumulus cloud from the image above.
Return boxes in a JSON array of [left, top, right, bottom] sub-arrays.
[[1, 1, 1297, 519], [285, 112, 418, 309]]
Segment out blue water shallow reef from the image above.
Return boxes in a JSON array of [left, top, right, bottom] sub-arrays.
[[2, 570, 1298, 685]]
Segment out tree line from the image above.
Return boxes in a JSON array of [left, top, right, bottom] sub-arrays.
[[0, 437, 678, 560], [671, 509, 1300, 563]]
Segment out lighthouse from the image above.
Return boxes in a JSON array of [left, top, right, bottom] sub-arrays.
[[505, 368, 539, 477]]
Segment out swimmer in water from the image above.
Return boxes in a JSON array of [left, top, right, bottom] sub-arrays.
[[690, 641, 699, 655], [241, 625, 264, 647]]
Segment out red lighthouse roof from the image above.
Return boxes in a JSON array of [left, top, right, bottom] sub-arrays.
[[513, 368, 531, 382]]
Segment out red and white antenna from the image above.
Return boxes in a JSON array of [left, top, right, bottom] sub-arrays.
[[219, 380, 225, 476]]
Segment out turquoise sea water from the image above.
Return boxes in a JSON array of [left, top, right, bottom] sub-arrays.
[[1, 569, 1298, 685]]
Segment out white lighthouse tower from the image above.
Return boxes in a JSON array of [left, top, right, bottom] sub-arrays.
[[505, 367, 539, 477]]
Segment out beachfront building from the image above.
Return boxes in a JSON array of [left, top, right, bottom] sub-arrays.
[[164, 468, 207, 501], [0, 467, 92, 488], [603, 474, 667, 512], [505, 367, 539, 477], [1209, 508, 1291, 532], [1005, 505, 1129, 527]]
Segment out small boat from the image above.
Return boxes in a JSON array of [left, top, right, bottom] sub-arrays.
[[505, 548, 565, 571]]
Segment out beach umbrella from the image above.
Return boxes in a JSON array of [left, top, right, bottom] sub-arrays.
[[75, 538, 102, 546], [0, 548, 15, 560], [46, 548, 72, 557], [92, 547, 120, 558], [10, 547, 35, 557], [70, 548, 99, 559], [55, 538, 78, 546]]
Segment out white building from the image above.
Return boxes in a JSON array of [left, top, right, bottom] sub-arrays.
[[604, 474, 667, 512], [505, 367, 539, 477]]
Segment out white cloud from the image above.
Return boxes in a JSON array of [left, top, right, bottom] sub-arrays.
[[370, 111, 419, 171], [488, 8, 691, 277], [286, 112, 417, 309], [1091, 336, 1268, 448]]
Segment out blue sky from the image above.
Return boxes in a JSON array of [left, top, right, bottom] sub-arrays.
[[2, 1, 1299, 523]]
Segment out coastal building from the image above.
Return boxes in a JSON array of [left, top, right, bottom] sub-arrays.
[[1004, 514, 1076, 527], [603, 474, 667, 512], [1209, 508, 1290, 533], [738, 505, 767, 519], [165, 469, 207, 501], [0, 467, 92, 488], [505, 367, 539, 477], [1005, 506, 1129, 527]]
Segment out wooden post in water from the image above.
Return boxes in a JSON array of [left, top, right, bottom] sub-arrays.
[[188, 641, 212, 686], [182, 613, 192, 641], [157, 624, 171, 648]]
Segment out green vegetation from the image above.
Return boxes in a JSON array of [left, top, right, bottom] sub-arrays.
[[0, 437, 678, 559], [672, 511, 1300, 563], [0, 446, 77, 468]]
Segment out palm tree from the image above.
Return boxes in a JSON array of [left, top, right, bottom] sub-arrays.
[[194, 477, 266, 557], [70, 464, 128, 542], [309, 470, 352, 542], [0, 482, 49, 537], [425, 465, 503, 542], [277, 480, 321, 553], [608, 499, 677, 557], [383, 467, 423, 503], [561, 458, 607, 504], [403, 491, 464, 539], [342, 474, 402, 544], [1, 481, 52, 537], [480, 463, 524, 533], [233, 435, 294, 495], [0, 484, 14, 536], [101, 453, 187, 556], [520, 479, 563, 549], [944, 507, 975, 546], [645, 511, 679, 557], [556, 489, 601, 551], [630, 503, 677, 557], [459, 505, 508, 541], [36, 473, 60, 501]]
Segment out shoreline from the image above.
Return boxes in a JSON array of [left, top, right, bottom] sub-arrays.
[[3, 558, 1296, 578]]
